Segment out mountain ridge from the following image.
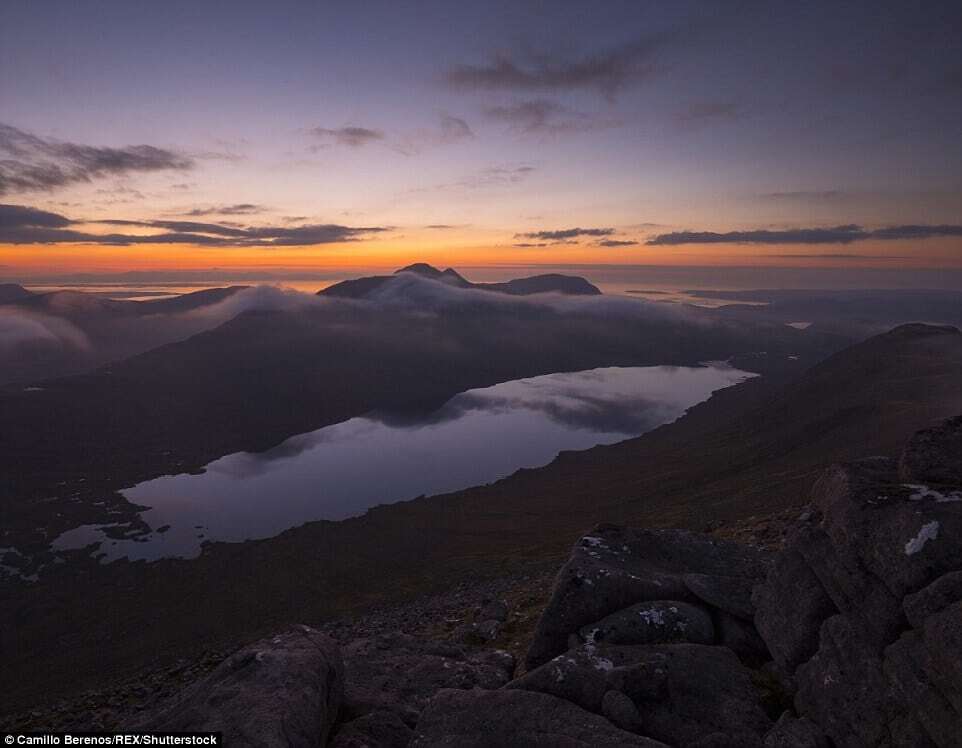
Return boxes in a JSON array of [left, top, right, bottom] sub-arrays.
[[321, 263, 602, 299]]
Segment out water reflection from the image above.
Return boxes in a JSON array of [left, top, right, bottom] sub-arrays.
[[53, 364, 754, 562]]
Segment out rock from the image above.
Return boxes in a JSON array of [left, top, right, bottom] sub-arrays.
[[899, 416, 962, 485], [903, 571, 962, 628], [764, 711, 831, 747], [884, 628, 961, 748], [750, 419, 962, 747], [578, 600, 714, 646], [601, 689, 643, 733], [753, 547, 837, 670], [511, 642, 770, 746], [813, 458, 962, 602], [683, 572, 758, 620], [527, 526, 769, 668], [340, 633, 514, 724], [330, 710, 413, 748], [794, 615, 930, 747], [716, 610, 769, 662], [410, 688, 668, 747], [139, 625, 343, 746], [793, 522, 904, 649], [475, 619, 501, 642]]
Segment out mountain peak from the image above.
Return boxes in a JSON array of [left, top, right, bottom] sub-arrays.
[[395, 263, 443, 278]]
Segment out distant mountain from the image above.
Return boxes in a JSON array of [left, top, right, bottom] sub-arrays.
[[476, 273, 601, 296], [0, 285, 249, 385], [0, 283, 33, 304], [320, 263, 601, 299], [708, 288, 962, 338]]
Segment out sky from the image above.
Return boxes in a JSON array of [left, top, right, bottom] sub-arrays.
[[1, 0, 960, 279]]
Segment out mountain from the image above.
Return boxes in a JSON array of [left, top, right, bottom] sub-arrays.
[[0, 283, 33, 304], [0, 285, 249, 385], [2, 323, 959, 711], [320, 263, 602, 299], [709, 288, 962, 339]]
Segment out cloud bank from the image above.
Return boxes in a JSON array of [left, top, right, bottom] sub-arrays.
[[310, 126, 385, 148], [0, 203, 388, 247], [516, 227, 615, 241], [447, 35, 671, 97], [0, 123, 192, 196], [647, 224, 962, 245]]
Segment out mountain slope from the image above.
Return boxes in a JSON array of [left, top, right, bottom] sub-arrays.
[[0, 283, 33, 303], [0, 285, 249, 384]]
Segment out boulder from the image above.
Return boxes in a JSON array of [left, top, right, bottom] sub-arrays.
[[752, 420, 962, 746], [763, 711, 831, 747], [753, 547, 837, 670], [410, 688, 668, 747], [340, 633, 514, 725], [899, 416, 962, 486], [812, 459, 962, 602], [577, 600, 714, 646], [330, 709, 413, 748], [715, 610, 769, 662], [794, 615, 931, 747], [139, 625, 343, 746], [511, 642, 771, 746], [526, 526, 770, 668], [683, 572, 758, 620], [903, 571, 962, 629], [884, 628, 962, 747], [601, 689, 643, 733], [479, 599, 509, 622], [793, 522, 904, 649]]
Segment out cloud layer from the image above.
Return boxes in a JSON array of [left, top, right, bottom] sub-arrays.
[[310, 126, 385, 148], [0, 123, 192, 196], [447, 35, 670, 97], [647, 224, 962, 245], [516, 227, 615, 241], [0, 203, 387, 247]]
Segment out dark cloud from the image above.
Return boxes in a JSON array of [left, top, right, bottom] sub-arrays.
[[0, 203, 72, 229], [512, 242, 549, 248], [647, 226, 867, 245], [598, 239, 638, 247], [181, 204, 266, 216], [517, 227, 615, 241], [763, 254, 905, 259], [0, 203, 388, 247], [0, 123, 193, 195], [310, 126, 385, 148], [425, 224, 457, 230], [647, 224, 962, 245], [483, 99, 616, 135], [447, 35, 670, 97], [870, 224, 962, 240], [97, 218, 240, 235]]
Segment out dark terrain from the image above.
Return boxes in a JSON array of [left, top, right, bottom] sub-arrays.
[[2, 319, 960, 715]]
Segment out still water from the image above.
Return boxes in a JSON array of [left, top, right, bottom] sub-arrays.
[[53, 364, 754, 562]]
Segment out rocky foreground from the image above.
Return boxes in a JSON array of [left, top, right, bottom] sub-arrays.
[[20, 416, 962, 746]]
